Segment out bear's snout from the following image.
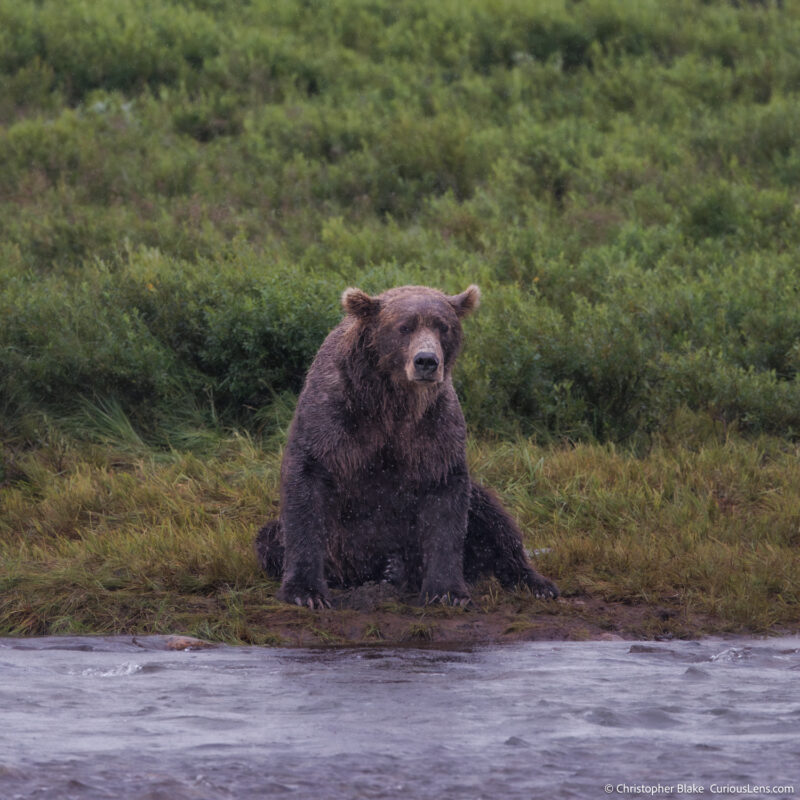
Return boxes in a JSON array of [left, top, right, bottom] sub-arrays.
[[406, 328, 444, 383], [413, 351, 440, 379]]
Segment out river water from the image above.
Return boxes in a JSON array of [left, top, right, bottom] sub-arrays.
[[1, 635, 798, 799]]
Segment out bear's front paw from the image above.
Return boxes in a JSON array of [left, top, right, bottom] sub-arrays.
[[521, 569, 559, 600], [278, 578, 331, 610], [419, 580, 471, 608]]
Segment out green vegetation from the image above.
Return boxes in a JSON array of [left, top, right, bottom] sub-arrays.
[[2, 0, 799, 642]]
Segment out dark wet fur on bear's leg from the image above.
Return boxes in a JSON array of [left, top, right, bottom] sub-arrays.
[[465, 482, 559, 599], [417, 469, 472, 606], [256, 520, 331, 608], [255, 520, 283, 578]]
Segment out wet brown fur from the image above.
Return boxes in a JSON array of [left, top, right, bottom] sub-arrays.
[[255, 284, 559, 607]]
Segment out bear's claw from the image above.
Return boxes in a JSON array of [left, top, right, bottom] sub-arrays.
[[421, 591, 471, 608], [294, 595, 331, 610], [523, 573, 559, 600], [280, 581, 332, 609]]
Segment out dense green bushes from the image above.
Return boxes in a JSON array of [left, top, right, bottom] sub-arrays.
[[2, 0, 800, 443], [3, 242, 799, 442]]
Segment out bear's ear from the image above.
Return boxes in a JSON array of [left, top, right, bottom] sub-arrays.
[[448, 284, 480, 319], [342, 287, 380, 319]]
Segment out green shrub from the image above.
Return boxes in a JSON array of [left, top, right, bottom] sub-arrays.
[[3, 0, 800, 442], [0, 267, 188, 420]]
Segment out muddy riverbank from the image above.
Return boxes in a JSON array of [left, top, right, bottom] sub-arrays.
[[228, 586, 772, 647]]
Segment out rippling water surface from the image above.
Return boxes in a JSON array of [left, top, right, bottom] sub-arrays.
[[1, 635, 799, 799]]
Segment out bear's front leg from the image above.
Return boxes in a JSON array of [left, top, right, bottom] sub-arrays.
[[278, 456, 332, 610], [417, 469, 471, 606]]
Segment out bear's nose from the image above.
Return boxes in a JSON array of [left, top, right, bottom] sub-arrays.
[[414, 352, 440, 377]]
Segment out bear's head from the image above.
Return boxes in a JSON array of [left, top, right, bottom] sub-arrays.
[[341, 284, 480, 386]]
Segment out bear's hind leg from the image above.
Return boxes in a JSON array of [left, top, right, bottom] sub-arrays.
[[255, 520, 284, 578], [465, 482, 559, 599]]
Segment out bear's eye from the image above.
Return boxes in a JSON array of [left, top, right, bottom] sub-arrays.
[[436, 321, 449, 334], [398, 324, 412, 335]]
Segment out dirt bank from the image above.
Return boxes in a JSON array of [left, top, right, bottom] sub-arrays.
[[233, 584, 768, 647]]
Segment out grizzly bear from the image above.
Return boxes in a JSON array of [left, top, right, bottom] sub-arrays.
[[255, 284, 559, 608]]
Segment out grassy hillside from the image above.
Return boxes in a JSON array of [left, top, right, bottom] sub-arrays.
[[1, 0, 799, 642]]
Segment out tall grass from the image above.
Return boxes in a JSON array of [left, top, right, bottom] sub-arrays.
[[2, 412, 798, 639]]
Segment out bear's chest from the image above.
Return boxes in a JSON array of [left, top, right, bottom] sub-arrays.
[[336, 444, 420, 514], [340, 413, 459, 484]]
